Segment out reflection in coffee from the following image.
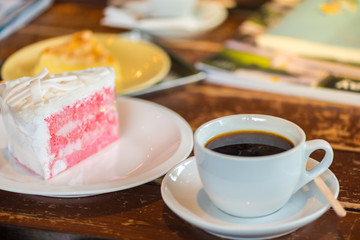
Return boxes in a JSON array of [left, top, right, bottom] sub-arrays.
[[205, 130, 294, 157]]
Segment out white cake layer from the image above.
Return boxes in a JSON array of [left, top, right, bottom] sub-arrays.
[[1, 67, 115, 121]]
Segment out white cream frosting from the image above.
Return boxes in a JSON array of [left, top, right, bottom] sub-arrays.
[[1, 67, 114, 121], [0, 67, 116, 179]]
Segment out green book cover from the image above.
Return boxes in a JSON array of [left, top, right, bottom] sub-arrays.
[[256, 0, 360, 63]]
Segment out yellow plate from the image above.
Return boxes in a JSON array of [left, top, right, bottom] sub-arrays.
[[1, 33, 171, 95]]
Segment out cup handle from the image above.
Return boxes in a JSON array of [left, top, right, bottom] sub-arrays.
[[293, 139, 333, 193]]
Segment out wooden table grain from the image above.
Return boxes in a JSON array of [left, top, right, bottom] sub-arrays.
[[1, 0, 360, 239]]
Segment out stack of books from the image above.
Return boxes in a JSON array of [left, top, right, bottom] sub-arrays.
[[196, 0, 360, 106], [0, 0, 53, 41]]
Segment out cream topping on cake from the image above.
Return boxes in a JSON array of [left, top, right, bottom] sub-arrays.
[[1, 67, 111, 110], [0, 67, 115, 121]]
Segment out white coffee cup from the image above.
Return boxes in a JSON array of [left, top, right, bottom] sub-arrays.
[[148, 0, 198, 17], [194, 114, 333, 218]]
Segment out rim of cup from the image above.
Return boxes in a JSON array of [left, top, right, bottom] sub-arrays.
[[194, 114, 307, 161]]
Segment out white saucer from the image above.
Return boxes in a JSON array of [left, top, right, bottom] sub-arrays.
[[101, 1, 228, 38], [161, 156, 340, 239], [0, 97, 193, 197]]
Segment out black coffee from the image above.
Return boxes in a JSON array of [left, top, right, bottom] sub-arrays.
[[205, 130, 294, 157]]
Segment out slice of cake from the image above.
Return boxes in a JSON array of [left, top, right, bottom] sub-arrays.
[[0, 67, 119, 179], [33, 30, 122, 93]]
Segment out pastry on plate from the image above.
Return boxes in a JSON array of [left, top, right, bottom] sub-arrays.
[[33, 30, 122, 92], [0, 67, 119, 179]]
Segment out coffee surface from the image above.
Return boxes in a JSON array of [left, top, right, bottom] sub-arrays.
[[205, 131, 294, 157]]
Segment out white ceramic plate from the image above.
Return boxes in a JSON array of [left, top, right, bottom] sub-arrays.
[[161, 157, 340, 239], [0, 97, 193, 197], [102, 1, 228, 38]]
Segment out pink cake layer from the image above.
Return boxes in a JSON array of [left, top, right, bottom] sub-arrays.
[[44, 87, 119, 179]]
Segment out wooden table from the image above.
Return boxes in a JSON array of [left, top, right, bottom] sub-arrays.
[[1, 0, 360, 239]]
